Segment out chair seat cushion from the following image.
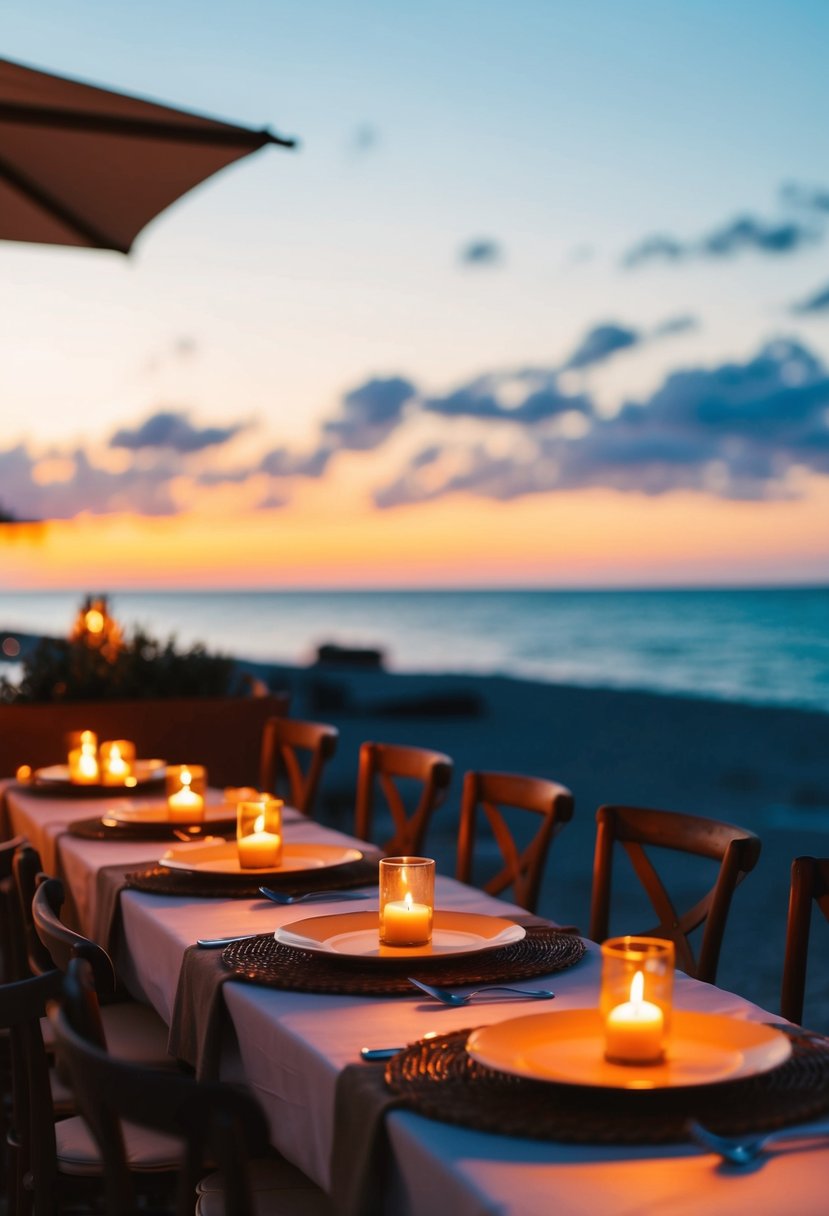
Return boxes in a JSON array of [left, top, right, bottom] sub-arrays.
[[56, 1114, 183, 1177], [100, 1000, 176, 1068], [196, 1156, 334, 1216]]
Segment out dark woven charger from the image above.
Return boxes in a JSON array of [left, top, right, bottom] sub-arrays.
[[68, 816, 236, 843], [125, 855, 380, 901], [220, 926, 586, 995], [383, 1026, 829, 1145]]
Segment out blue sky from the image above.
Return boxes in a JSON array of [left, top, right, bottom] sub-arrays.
[[2, 1, 829, 585]]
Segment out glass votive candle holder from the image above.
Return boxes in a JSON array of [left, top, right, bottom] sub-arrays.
[[66, 730, 100, 784], [236, 798, 283, 869], [379, 857, 435, 947], [99, 739, 136, 786], [600, 936, 675, 1065], [165, 764, 207, 821]]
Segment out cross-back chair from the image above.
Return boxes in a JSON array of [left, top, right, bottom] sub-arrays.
[[28, 869, 175, 1068], [455, 771, 574, 912], [354, 741, 453, 855], [588, 803, 761, 984], [0, 834, 27, 984], [258, 716, 339, 816], [52, 957, 334, 1216], [780, 856, 829, 1026]]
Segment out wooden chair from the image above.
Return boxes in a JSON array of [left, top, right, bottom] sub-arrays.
[[258, 716, 339, 816], [780, 856, 829, 1026], [455, 771, 574, 912], [588, 804, 761, 984], [52, 957, 333, 1216], [26, 868, 176, 1069], [0, 834, 28, 984], [354, 741, 453, 855]]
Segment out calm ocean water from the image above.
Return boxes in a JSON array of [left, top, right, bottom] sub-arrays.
[[1, 587, 828, 713]]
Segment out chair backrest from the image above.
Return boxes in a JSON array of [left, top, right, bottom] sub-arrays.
[[0, 966, 63, 1212], [588, 804, 761, 984], [0, 835, 28, 983], [0, 693, 290, 788], [12, 843, 55, 977], [52, 957, 270, 1216], [354, 741, 453, 855], [258, 716, 339, 816], [455, 771, 574, 913], [31, 876, 117, 1000], [780, 856, 829, 1026]]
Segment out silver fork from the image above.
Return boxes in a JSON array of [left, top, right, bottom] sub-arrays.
[[258, 886, 371, 905], [686, 1119, 829, 1166], [408, 977, 555, 1005]]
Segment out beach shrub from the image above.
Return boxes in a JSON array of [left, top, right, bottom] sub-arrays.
[[0, 595, 237, 703]]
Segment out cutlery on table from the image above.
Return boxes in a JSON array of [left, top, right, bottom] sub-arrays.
[[686, 1119, 829, 1166], [196, 933, 259, 948], [408, 977, 555, 1006], [360, 1031, 440, 1061], [258, 886, 372, 905]]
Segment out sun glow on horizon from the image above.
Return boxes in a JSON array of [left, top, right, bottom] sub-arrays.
[[2, 477, 828, 591]]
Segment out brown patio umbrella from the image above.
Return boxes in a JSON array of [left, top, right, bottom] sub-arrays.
[[0, 56, 296, 254]]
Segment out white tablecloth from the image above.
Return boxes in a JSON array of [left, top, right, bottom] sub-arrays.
[[6, 783, 829, 1216]]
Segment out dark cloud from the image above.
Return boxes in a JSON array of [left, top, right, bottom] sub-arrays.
[[425, 374, 592, 423], [623, 215, 818, 268], [111, 410, 244, 453], [791, 283, 829, 315], [259, 446, 333, 479], [0, 443, 178, 520], [563, 323, 640, 370], [780, 182, 829, 213], [322, 376, 416, 451], [458, 238, 503, 267], [653, 314, 698, 337], [374, 340, 829, 508]]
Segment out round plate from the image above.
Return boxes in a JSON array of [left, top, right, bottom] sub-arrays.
[[466, 1010, 792, 1090], [159, 839, 363, 877], [275, 909, 526, 961], [32, 760, 166, 792], [105, 803, 236, 828]]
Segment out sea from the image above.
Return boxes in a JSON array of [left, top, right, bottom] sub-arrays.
[[1, 587, 828, 714]]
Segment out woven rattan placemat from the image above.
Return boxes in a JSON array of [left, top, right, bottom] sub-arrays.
[[220, 926, 586, 994], [383, 1025, 829, 1144], [125, 854, 380, 900]]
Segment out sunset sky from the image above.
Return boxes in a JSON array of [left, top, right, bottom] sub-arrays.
[[2, 0, 829, 588]]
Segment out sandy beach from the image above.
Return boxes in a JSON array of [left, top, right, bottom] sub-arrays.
[[243, 656, 829, 1032]]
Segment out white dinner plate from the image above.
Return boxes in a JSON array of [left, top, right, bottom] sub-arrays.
[[32, 759, 166, 791], [106, 803, 236, 827], [275, 909, 525, 961], [466, 1010, 792, 1090], [159, 839, 363, 876]]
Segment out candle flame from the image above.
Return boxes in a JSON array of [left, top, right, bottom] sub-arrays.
[[110, 744, 122, 762], [404, 891, 413, 911], [80, 730, 95, 749], [254, 812, 266, 834], [630, 970, 645, 1005], [180, 768, 192, 788]]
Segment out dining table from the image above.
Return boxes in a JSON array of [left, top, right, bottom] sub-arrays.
[[3, 774, 829, 1216]]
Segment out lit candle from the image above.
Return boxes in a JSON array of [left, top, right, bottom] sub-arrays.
[[381, 891, 433, 946], [68, 730, 100, 785], [605, 970, 665, 1064], [100, 740, 136, 786], [237, 811, 282, 869], [167, 767, 205, 820]]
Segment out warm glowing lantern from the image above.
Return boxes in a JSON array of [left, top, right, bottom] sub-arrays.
[[379, 857, 435, 946], [600, 936, 674, 1065], [67, 730, 100, 784], [236, 798, 283, 869], [166, 765, 207, 820], [100, 739, 136, 786]]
